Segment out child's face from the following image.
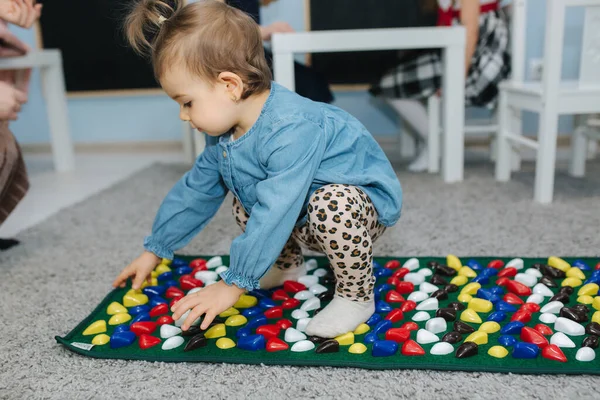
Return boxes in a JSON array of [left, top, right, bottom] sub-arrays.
[[161, 65, 239, 136]]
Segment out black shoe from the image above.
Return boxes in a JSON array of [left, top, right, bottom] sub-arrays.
[[0, 238, 19, 250]]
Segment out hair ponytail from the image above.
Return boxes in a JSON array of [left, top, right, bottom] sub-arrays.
[[125, 0, 183, 56]]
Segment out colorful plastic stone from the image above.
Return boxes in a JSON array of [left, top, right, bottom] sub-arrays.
[[547, 256, 571, 272], [130, 321, 157, 336], [294, 290, 315, 300], [137, 334, 161, 350], [583, 336, 599, 349], [204, 323, 226, 339], [309, 283, 328, 295], [468, 298, 492, 313], [540, 313, 558, 324], [237, 334, 266, 351], [526, 294, 544, 304], [425, 317, 447, 334], [540, 276, 558, 288], [385, 290, 406, 303], [458, 294, 473, 303], [594, 311, 600, 324], [464, 331, 488, 345], [385, 328, 411, 343], [385, 309, 404, 323], [123, 293, 149, 307], [205, 256, 223, 269], [301, 297, 321, 312], [313, 339, 339, 354], [366, 313, 382, 326], [515, 273, 537, 288], [554, 317, 585, 336], [363, 332, 378, 344], [331, 332, 353, 346], [460, 309, 482, 324], [108, 313, 132, 326], [450, 276, 468, 286], [455, 342, 478, 358], [418, 268, 433, 277], [404, 273, 425, 285], [401, 322, 419, 331], [92, 334, 110, 346], [344, 343, 366, 354], [155, 264, 171, 275], [505, 280, 532, 296], [560, 307, 588, 323], [373, 320, 393, 335], [534, 324, 553, 336], [283, 280, 307, 293], [512, 342, 539, 359], [264, 306, 283, 319], [407, 290, 428, 303], [416, 298, 438, 311], [441, 331, 463, 344], [291, 340, 315, 352], [550, 332, 576, 348], [429, 342, 454, 355], [107, 302, 128, 315], [396, 281, 415, 295], [460, 283, 481, 296], [416, 329, 440, 344], [436, 308, 457, 322], [520, 327, 549, 348], [114, 325, 130, 334], [532, 283, 553, 297], [576, 347, 596, 362], [225, 315, 247, 327], [446, 255, 462, 271], [501, 321, 525, 335], [265, 337, 289, 352], [183, 333, 208, 352], [216, 337, 236, 349], [579, 283, 600, 297], [419, 282, 439, 294], [498, 267, 518, 278], [495, 301, 517, 313], [412, 311, 431, 322], [498, 335, 517, 347], [83, 320, 107, 336], [258, 298, 277, 309], [488, 260, 504, 269], [291, 309, 310, 320], [488, 345, 508, 358], [487, 311, 507, 322], [540, 301, 564, 314], [370, 340, 397, 357], [562, 277, 583, 288], [284, 327, 307, 343], [566, 267, 585, 280], [401, 301, 417, 313], [296, 318, 311, 332], [110, 331, 136, 349], [454, 321, 476, 334], [479, 321, 500, 334], [578, 295, 594, 305], [401, 339, 425, 356], [511, 310, 532, 324], [404, 258, 420, 271], [540, 344, 567, 362], [219, 307, 240, 318]]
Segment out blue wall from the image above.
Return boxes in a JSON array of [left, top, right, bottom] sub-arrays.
[[13, 0, 584, 145]]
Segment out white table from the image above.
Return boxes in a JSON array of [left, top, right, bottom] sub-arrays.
[[272, 27, 466, 183], [0, 50, 74, 172]]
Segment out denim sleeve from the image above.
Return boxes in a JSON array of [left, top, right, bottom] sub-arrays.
[[143, 137, 228, 259], [220, 119, 325, 290]]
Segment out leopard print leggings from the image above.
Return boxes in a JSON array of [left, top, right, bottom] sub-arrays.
[[232, 184, 387, 302]]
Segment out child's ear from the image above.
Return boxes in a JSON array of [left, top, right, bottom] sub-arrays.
[[218, 72, 244, 101]]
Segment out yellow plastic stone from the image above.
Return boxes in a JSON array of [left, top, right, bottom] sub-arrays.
[[83, 320, 107, 335], [123, 293, 149, 307], [155, 264, 171, 275], [479, 321, 501, 334], [464, 331, 488, 345], [354, 323, 370, 335], [126, 288, 142, 295], [578, 295, 594, 305], [225, 315, 247, 327], [458, 293, 473, 303], [488, 345, 509, 358], [548, 256, 571, 272], [151, 277, 158, 286], [447, 254, 463, 271], [161, 258, 172, 265], [205, 323, 226, 339], [459, 266, 477, 278], [216, 337, 236, 349], [334, 332, 355, 346], [348, 343, 367, 354], [108, 313, 132, 325], [460, 309, 482, 324], [450, 276, 468, 286], [461, 282, 481, 295], [567, 267, 585, 280], [468, 298, 493, 313], [140, 280, 149, 289], [578, 283, 599, 297], [92, 334, 110, 345], [234, 295, 258, 309], [593, 297, 600, 311], [107, 302, 127, 315], [151, 270, 158, 278], [561, 277, 583, 288], [219, 307, 240, 318], [593, 311, 600, 324]]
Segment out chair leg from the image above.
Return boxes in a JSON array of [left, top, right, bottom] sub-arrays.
[[586, 137, 597, 160], [495, 91, 512, 181], [509, 107, 522, 172], [534, 107, 559, 204], [428, 95, 440, 173], [569, 125, 588, 177]]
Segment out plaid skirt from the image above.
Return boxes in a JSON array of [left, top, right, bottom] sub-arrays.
[[0, 123, 29, 225], [370, 11, 511, 109]]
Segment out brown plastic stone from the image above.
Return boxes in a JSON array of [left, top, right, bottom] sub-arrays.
[[455, 341, 478, 358], [316, 339, 340, 354], [441, 331, 463, 344], [454, 321, 476, 334], [436, 308, 457, 321], [184, 333, 207, 352]]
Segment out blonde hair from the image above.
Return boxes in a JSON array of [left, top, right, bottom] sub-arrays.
[[125, 0, 272, 99]]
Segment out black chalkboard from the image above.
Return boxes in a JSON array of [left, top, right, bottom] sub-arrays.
[[309, 0, 437, 85], [38, 0, 158, 92]]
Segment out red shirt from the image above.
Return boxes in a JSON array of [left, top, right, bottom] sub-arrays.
[[437, 0, 499, 26]]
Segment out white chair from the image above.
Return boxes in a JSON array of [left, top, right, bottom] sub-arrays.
[[495, 0, 600, 203]]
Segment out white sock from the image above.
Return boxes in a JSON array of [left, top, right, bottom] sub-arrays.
[[259, 264, 306, 290], [388, 99, 431, 173], [304, 296, 375, 338], [408, 144, 429, 172]]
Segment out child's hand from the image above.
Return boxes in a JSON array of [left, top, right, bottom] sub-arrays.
[[171, 280, 245, 331], [112, 251, 162, 290]]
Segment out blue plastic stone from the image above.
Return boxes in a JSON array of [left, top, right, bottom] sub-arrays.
[[143, 286, 166, 297], [131, 312, 151, 323], [172, 259, 188, 267], [470, 275, 489, 285], [258, 298, 277, 309], [376, 300, 392, 313], [174, 266, 193, 276], [467, 259, 483, 270], [364, 332, 378, 344], [372, 340, 398, 357], [114, 325, 130, 333], [487, 311, 507, 322], [163, 280, 179, 288], [110, 331, 136, 349], [476, 288, 494, 301], [241, 306, 263, 318], [501, 321, 525, 335], [498, 335, 518, 347], [512, 342, 539, 359], [495, 301, 517, 313], [249, 289, 272, 299], [157, 271, 173, 282], [366, 313, 382, 327], [375, 284, 391, 297], [150, 296, 168, 307], [237, 334, 266, 351], [489, 286, 504, 296], [573, 260, 590, 270], [246, 315, 268, 330], [374, 268, 392, 278], [373, 320, 393, 335], [585, 276, 600, 285], [236, 327, 252, 338], [128, 305, 151, 316], [373, 261, 382, 269], [592, 270, 600, 278], [483, 267, 499, 276]]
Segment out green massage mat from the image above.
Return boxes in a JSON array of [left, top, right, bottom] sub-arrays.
[[56, 256, 600, 374]]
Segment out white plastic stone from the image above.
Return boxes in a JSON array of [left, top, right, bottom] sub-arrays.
[[174, 311, 200, 327], [296, 318, 311, 332], [539, 313, 558, 324], [187, 287, 202, 295], [533, 283, 554, 297], [526, 294, 544, 305], [298, 275, 319, 287], [291, 339, 315, 352], [576, 347, 596, 362], [430, 342, 454, 355], [412, 311, 431, 322], [308, 283, 328, 295], [554, 317, 585, 336], [416, 329, 440, 344], [284, 327, 307, 343], [407, 291, 429, 303], [291, 309, 309, 320], [206, 256, 223, 269], [404, 273, 425, 285], [506, 258, 524, 270], [540, 301, 564, 314], [162, 336, 184, 350], [294, 290, 315, 300], [300, 297, 321, 312], [403, 258, 420, 271], [419, 282, 439, 294], [525, 268, 542, 278], [160, 324, 182, 339], [304, 259, 318, 272], [194, 270, 218, 282], [515, 273, 538, 287], [215, 266, 228, 275], [416, 298, 439, 311], [313, 268, 328, 278], [425, 317, 447, 334], [549, 332, 576, 348], [417, 268, 433, 277]]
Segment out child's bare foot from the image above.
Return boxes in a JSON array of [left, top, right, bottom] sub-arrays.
[[259, 263, 306, 289], [305, 296, 375, 338]]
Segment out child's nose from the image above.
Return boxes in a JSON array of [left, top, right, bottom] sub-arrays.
[[179, 109, 190, 122]]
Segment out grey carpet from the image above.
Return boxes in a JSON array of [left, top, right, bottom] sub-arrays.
[[2, 160, 600, 400]]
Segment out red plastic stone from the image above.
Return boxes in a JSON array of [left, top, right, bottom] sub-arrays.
[[542, 344, 567, 362], [498, 267, 517, 278], [595, 262, 600, 270], [130, 321, 157, 336], [179, 275, 203, 291], [396, 281, 415, 294], [520, 303, 541, 313], [503, 293, 525, 305], [392, 268, 410, 279], [506, 280, 532, 296], [488, 259, 505, 269], [165, 286, 185, 299], [266, 337, 289, 352], [400, 300, 417, 313], [385, 309, 404, 323], [400, 322, 419, 331], [190, 258, 207, 269], [386, 328, 411, 343], [264, 306, 283, 319], [282, 298, 301, 309], [272, 289, 290, 301], [276, 319, 293, 330], [169, 297, 182, 308], [283, 281, 306, 293], [401, 340, 425, 356], [139, 334, 161, 349], [385, 260, 401, 269], [156, 315, 174, 325], [521, 326, 549, 348], [385, 290, 406, 303], [387, 277, 401, 287], [496, 277, 510, 286], [256, 324, 281, 339], [192, 265, 208, 274], [149, 303, 169, 317], [511, 310, 532, 324], [534, 323, 553, 336]]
